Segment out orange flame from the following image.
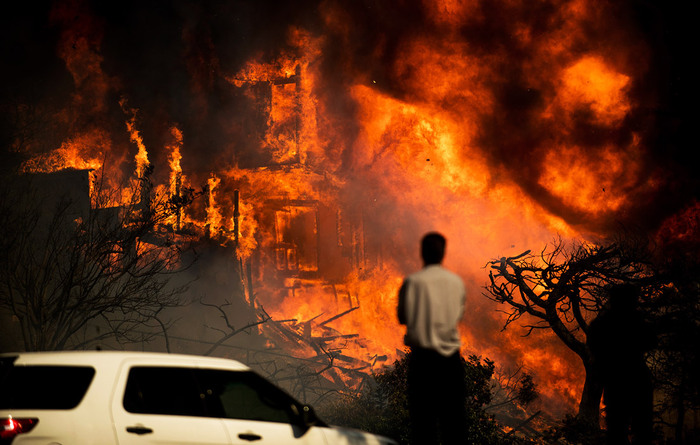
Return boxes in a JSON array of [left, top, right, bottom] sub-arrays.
[[236, 199, 259, 260], [206, 174, 223, 235], [167, 126, 183, 194], [20, 130, 106, 174], [120, 99, 150, 179], [554, 56, 631, 126]]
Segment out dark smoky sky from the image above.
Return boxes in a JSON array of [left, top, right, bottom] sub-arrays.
[[1, 0, 697, 236]]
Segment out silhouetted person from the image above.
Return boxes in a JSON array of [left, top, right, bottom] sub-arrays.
[[398, 232, 467, 445], [588, 283, 655, 445]]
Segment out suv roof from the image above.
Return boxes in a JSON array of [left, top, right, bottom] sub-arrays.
[[1, 350, 251, 370]]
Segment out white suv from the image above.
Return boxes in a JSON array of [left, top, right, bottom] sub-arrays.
[[0, 351, 396, 445]]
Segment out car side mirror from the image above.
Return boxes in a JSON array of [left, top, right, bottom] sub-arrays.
[[291, 403, 320, 434], [300, 404, 319, 427]]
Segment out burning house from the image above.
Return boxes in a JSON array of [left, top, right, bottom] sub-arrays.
[[0, 62, 397, 402]]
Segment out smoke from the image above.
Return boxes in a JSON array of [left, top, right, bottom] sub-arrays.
[[312, 0, 697, 235]]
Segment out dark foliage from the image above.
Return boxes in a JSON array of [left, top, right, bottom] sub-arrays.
[[542, 413, 605, 445], [319, 351, 531, 445], [645, 236, 700, 443], [516, 373, 538, 406]]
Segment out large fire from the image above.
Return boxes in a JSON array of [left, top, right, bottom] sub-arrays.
[[5, 0, 695, 416]]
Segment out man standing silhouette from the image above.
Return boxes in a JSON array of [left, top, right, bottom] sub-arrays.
[[588, 283, 655, 444], [398, 232, 467, 445]]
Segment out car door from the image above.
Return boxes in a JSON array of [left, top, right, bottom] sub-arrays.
[[111, 365, 230, 445], [194, 368, 327, 445]]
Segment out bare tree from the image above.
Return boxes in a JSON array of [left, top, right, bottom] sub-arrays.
[[0, 169, 197, 351], [484, 236, 653, 425], [199, 298, 272, 357], [488, 365, 538, 412]]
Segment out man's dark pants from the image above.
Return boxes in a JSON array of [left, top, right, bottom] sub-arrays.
[[408, 347, 467, 445], [604, 367, 654, 445]]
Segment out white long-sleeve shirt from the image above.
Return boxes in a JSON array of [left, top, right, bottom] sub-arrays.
[[398, 264, 466, 357]]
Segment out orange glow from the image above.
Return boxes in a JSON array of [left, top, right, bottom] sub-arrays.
[[51, 0, 114, 115], [392, 37, 490, 110], [351, 84, 490, 197], [558, 56, 631, 125], [236, 199, 259, 260], [267, 81, 300, 164], [423, 0, 477, 27], [120, 99, 150, 179], [206, 174, 223, 235], [655, 200, 700, 251], [264, 265, 405, 365], [20, 130, 106, 174], [167, 126, 183, 194], [227, 56, 298, 87], [538, 137, 642, 215]]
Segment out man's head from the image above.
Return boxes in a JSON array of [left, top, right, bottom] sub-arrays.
[[421, 232, 446, 265]]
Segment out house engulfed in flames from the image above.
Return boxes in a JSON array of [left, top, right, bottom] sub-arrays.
[[7, 64, 397, 402]]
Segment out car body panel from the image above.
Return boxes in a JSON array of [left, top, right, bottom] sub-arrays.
[[222, 418, 327, 445], [109, 355, 234, 445]]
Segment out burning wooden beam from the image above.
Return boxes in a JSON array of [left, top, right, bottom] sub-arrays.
[[319, 306, 359, 327]]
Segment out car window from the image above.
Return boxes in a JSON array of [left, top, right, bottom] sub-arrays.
[[0, 365, 95, 409], [0, 356, 17, 383], [123, 366, 207, 417], [195, 369, 298, 424]]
